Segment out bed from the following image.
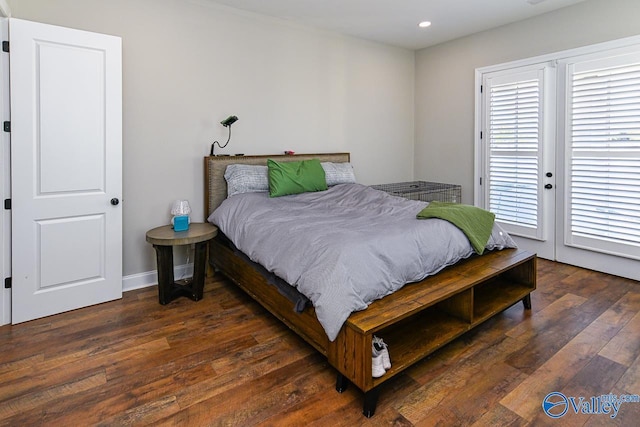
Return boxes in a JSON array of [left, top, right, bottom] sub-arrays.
[[204, 153, 536, 417]]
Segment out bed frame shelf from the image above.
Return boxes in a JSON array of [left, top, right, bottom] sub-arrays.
[[332, 249, 536, 401], [371, 309, 470, 383], [473, 279, 534, 322]]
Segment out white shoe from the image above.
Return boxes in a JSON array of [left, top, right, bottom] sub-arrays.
[[373, 336, 391, 370], [372, 343, 386, 378]]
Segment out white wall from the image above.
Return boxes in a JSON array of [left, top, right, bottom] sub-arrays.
[[415, 0, 640, 204], [0, 1, 9, 17], [8, 0, 415, 278]]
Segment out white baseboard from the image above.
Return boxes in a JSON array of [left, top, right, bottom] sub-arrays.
[[123, 263, 194, 293]]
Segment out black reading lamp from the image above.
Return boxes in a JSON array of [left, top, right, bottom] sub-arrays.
[[210, 115, 239, 156]]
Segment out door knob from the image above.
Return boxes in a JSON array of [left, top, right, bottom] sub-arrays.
[[544, 184, 553, 189], [110, 198, 120, 205]]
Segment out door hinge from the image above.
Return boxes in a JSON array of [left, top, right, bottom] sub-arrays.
[[4, 277, 11, 289], [480, 131, 483, 139], [480, 84, 483, 93], [3, 121, 9, 132], [3, 199, 10, 210], [1, 41, 8, 53], [480, 177, 483, 185]]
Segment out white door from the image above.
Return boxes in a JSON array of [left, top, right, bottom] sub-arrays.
[[480, 63, 556, 260], [555, 47, 640, 280], [10, 18, 122, 323]]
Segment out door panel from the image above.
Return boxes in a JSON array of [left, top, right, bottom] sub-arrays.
[[38, 214, 105, 289], [481, 64, 556, 260], [38, 41, 105, 194], [10, 18, 122, 323], [555, 47, 640, 280]]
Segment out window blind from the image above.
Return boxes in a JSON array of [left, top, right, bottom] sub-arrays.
[[488, 77, 541, 234], [568, 62, 640, 255]]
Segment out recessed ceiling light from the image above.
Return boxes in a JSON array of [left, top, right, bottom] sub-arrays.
[[418, 21, 431, 28]]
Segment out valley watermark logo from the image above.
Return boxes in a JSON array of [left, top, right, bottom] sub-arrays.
[[542, 391, 640, 419]]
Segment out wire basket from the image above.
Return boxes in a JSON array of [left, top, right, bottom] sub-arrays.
[[371, 181, 461, 203]]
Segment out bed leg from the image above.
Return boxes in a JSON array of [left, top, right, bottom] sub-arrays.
[[362, 388, 380, 418], [335, 373, 349, 393], [522, 294, 532, 310]]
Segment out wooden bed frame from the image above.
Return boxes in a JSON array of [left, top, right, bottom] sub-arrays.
[[204, 153, 536, 417]]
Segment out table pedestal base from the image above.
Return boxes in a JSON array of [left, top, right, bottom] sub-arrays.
[[153, 240, 208, 304]]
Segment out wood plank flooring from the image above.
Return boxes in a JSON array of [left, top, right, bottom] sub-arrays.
[[0, 259, 639, 426]]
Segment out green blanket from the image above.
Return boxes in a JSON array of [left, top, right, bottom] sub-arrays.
[[417, 201, 495, 254]]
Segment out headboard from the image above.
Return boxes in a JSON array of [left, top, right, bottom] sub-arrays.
[[204, 153, 351, 220]]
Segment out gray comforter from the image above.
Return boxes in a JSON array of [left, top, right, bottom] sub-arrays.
[[209, 183, 516, 341]]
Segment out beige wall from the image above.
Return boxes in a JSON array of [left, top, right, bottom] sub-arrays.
[[8, 0, 415, 278], [415, 0, 640, 204], [11, 0, 640, 282]]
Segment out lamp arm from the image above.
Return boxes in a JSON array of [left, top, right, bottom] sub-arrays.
[[210, 126, 232, 156]]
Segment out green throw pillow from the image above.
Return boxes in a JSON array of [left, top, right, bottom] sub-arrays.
[[267, 158, 328, 197]]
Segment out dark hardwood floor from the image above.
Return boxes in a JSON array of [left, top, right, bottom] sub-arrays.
[[0, 259, 639, 426]]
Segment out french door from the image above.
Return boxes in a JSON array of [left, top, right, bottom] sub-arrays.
[[477, 39, 640, 281], [480, 63, 556, 260], [555, 47, 640, 279]]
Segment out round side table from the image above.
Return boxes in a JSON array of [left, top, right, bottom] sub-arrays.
[[146, 223, 218, 304]]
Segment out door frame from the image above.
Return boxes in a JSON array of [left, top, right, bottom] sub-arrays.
[[0, 12, 9, 325]]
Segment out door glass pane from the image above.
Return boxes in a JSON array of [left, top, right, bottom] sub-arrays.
[[567, 59, 640, 259], [486, 71, 543, 239]]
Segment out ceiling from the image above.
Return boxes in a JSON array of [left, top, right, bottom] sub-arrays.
[[204, 0, 587, 50]]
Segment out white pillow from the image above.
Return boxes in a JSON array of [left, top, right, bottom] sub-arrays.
[[321, 162, 357, 186], [224, 164, 268, 197]]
